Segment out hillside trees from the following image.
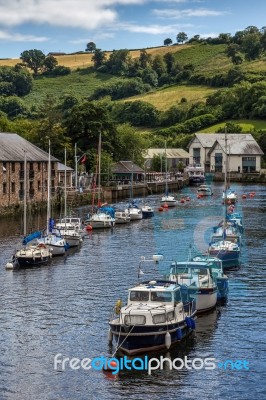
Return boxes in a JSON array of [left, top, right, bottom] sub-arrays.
[[0, 65, 33, 96], [92, 48, 106, 69], [164, 38, 172, 46]]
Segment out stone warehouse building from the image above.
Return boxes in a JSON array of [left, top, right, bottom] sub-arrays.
[[0, 133, 59, 211]]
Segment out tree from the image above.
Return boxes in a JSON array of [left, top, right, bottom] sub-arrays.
[[115, 123, 150, 165], [152, 55, 167, 77], [85, 42, 96, 52], [105, 49, 132, 75], [241, 33, 262, 60], [92, 48, 106, 69], [0, 96, 28, 118], [139, 49, 151, 69], [20, 49, 46, 75], [43, 55, 58, 72], [176, 32, 188, 44], [216, 122, 243, 133], [163, 52, 176, 74], [164, 38, 172, 46]]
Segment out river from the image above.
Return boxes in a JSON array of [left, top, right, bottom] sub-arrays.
[[0, 182, 265, 400]]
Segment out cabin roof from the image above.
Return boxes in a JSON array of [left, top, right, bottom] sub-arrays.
[[0, 132, 58, 162]]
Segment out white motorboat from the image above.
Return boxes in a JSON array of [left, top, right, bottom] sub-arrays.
[[55, 216, 86, 238], [160, 195, 177, 207], [141, 204, 154, 218], [197, 184, 213, 196], [124, 203, 143, 220], [168, 261, 218, 313], [115, 211, 131, 224], [87, 211, 115, 229], [109, 280, 196, 355], [222, 189, 238, 204]]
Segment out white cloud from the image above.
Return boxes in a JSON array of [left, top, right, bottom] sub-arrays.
[[153, 8, 227, 19], [0, 30, 48, 42], [0, 0, 146, 29], [122, 22, 193, 34]]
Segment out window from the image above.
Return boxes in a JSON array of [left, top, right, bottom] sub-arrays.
[[3, 182, 7, 194], [3, 162, 7, 172], [167, 311, 175, 321], [20, 162, 23, 170], [38, 163, 41, 171], [174, 290, 181, 303], [130, 291, 149, 302], [29, 162, 34, 170], [11, 182, 15, 193], [124, 315, 146, 325], [38, 181, 41, 191], [11, 163, 15, 172], [151, 291, 173, 302], [153, 314, 166, 324]]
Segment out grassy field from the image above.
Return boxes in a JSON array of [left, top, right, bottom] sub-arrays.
[[24, 70, 121, 108], [122, 84, 217, 110], [0, 44, 192, 69], [198, 119, 266, 133]]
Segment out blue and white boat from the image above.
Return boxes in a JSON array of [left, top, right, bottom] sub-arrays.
[[209, 240, 240, 270], [125, 201, 143, 220], [109, 280, 196, 355], [141, 204, 154, 219], [168, 262, 218, 313], [222, 189, 238, 204], [192, 255, 229, 300], [211, 224, 242, 246]]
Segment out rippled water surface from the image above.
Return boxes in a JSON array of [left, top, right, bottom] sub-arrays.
[[0, 183, 265, 400]]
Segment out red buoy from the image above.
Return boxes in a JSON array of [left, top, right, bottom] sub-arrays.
[[163, 203, 169, 209], [180, 199, 185, 204], [242, 194, 247, 199], [86, 224, 93, 231], [158, 206, 164, 212]]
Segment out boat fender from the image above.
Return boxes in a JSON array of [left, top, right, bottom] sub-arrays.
[[176, 328, 182, 340], [115, 299, 122, 314], [190, 318, 196, 330], [185, 316, 192, 329], [165, 332, 171, 349], [107, 328, 113, 344], [5, 262, 14, 270]]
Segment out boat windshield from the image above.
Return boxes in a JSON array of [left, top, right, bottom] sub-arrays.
[[130, 291, 149, 302], [151, 291, 173, 302]]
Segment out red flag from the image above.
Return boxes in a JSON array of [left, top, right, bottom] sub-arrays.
[[80, 155, 87, 164]]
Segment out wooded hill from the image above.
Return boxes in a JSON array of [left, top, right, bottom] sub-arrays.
[[0, 27, 266, 170]]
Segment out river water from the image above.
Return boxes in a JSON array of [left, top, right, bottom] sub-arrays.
[[0, 182, 265, 400]]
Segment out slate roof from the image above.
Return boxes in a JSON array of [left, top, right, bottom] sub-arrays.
[[112, 161, 144, 174], [193, 133, 264, 155], [57, 162, 74, 171], [0, 132, 58, 162], [144, 148, 189, 159]]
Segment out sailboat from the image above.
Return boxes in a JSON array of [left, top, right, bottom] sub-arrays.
[[209, 131, 241, 269], [86, 133, 116, 228], [15, 152, 52, 267], [124, 161, 143, 220], [160, 143, 177, 207], [56, 148, 83, 246], [37, 141, 67, 256]]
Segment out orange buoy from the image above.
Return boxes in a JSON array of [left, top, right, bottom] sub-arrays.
[[180, 199, 185, 204], [86, 224, 93, 231], [197, 195, 201, 199], [158, 206, 164, 212], [242, 194, 247, 199], [163, 203, 169, 209]]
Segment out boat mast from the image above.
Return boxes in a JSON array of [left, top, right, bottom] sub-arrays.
[[165, 140, 168, 195], [23, 151, 27, 236], [64, 147, 67, 217], [47, 140, 51, 233], [98, 132, 101, 206], [223, 128, 228, 231]]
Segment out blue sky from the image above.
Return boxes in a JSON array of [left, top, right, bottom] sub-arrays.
[[0, 0, 265, 58]]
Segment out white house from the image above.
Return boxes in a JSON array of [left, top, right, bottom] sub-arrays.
[[188, 133, 264, 173]]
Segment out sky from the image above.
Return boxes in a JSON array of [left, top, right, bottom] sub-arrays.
[[0, 0, 266, 58]]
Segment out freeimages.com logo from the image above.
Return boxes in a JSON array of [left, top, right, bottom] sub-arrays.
[[54, 354, 250, 375]]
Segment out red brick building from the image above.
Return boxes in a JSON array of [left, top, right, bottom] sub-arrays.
[[0, 132, 59, 212]]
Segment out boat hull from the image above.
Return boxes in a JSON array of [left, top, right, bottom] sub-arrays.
[[109, 319, 195, 356], [209, 249, 240, 269], [62, 235, 81, 247], [189, 287, 218, 313], [16, 254, 51, 267], [216, 277, 229, 300], [142, 211, 154, 219]]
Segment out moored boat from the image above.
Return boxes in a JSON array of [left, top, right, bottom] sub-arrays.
[[141, 204, 154, 218], [209, 240, 240, 270], [15, 243, 52, 267], [197, 184, 213, 196], [115, 211, 131, 224], [168, 262, 218, 313], [109, 280, 196, 355]]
